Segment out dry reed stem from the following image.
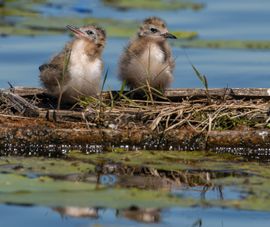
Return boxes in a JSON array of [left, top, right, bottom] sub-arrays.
[[1, 88, 268, 133], [89, 97, 268, 132]]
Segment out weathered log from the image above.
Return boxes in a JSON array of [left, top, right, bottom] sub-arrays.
[[0, 114, 270, 159], [3, 87, 46, 97], [4, 87, 270, 100], [0, 89, 39, 117], [1, 87, 270, 159], [164, 88, 270, 99]]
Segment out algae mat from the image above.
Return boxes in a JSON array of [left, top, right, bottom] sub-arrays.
[[0, 151, 270, 211], [0, 0, 197, 38], [102, 0, 204, 11]]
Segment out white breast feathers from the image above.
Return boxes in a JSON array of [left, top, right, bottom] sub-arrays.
[[67, 40, 101, 95]]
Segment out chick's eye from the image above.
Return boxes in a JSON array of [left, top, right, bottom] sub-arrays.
[[150, 28, 158, 33], [86, 30, 94, 35]]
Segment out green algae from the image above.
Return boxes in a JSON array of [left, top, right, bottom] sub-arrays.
[[0, 0, 198, 38], [0, 173, 194, 208], [67, 150, 270, 211], [174, 39, 270, 50], [0, 15, 197, 39], [0, 156, 95, 175], [0, 152, 270, 211], [212, 175, 270, 211], [0, 174, 96, 193], [2, 0, 270, 51], [0, 25, 60, 36], [68, 150, 246, 172], [0, 7, 39, 17], [102, 0, 204, 11], [19, 16, 196, 39]]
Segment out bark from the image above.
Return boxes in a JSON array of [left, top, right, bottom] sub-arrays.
[[1, 114, 270, 158]]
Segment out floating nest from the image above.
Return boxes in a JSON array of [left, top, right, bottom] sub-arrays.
[[1, 87, 270, 159]]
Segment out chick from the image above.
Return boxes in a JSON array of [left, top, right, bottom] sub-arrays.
[[39, 24, 106, 104], [119, 17, 176, 91]]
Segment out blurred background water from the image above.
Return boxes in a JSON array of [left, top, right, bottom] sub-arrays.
[[0, 0, 269, 90]]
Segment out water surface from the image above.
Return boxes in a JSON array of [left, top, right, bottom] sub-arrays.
[[1, 1, 270, 226], [0, 0, 269, 89]]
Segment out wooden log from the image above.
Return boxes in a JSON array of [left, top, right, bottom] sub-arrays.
[[164, 88, 270, 99], [0, 89, 40, 117], [4, 87, 46, 97], [0, 114, 270, 159], [4, 87, 270, 100], [1, 87, 270, 159]]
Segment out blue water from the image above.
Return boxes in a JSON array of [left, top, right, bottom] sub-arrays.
[[0, 205, 269, 227], [0, 0, 270, 89], [1, 36, 269, 89]]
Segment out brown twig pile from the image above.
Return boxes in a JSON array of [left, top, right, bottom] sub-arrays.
[[1, 88, 269, 133], [91, 97, 269, 133]]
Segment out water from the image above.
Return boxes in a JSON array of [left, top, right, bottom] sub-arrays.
[[1, 1, 270, 226], [1, 205, 270, 227], [0, 0, 270, 89], [1, 151, 270, 226], [1, 36, 270, 89]]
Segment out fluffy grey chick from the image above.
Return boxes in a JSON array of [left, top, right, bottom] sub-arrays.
[[39, 24, 106, 104], [119, 17, 177, 91]]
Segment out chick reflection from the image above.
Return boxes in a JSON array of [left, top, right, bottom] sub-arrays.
[[53, 206, 98, 219], [116, 206, 161, 223]]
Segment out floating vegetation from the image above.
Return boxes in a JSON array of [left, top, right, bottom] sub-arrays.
[[0, 167, 193, 208], [0, 156, 95, 175], [169, 30, 198, 40], [0, 6, 39, 17], [0, 25, 60, 36], [0, 15, 196, 38], [0, 0, 197, 38], [1, 152, 270, 211], [102, 0, 204, 11], [20, 16, 197, 38], [68, 150, 245, 172], [174, 39, 270, 50]]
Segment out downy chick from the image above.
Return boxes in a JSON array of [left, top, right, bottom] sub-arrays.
[[39, 24, 106, 104], [119, 17, 177, 91]]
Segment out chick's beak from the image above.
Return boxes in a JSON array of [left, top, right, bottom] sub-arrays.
[[162, 32, 177, 39], [66, 25, 85, 37]]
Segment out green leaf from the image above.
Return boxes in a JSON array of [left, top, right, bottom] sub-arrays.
[[191, 64, 208, 89], [101, 68, 109, 92]]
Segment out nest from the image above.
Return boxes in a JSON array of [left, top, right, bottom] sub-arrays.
[[83, 93, 270, 133], [1, 87, 270, 133]]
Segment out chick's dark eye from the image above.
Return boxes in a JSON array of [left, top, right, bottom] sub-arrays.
[[150, 28, 158, 33], [86, 30, 94, 35]]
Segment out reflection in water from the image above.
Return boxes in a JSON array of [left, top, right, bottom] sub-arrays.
[[53, 206, 161, 223], [200, 185, 224, 201], [100, 174, 117, 185], [173, 185, 244, 201], [117, 206, 161, 223], [1, 204, 270, 227], [192, 219, 202, 227], [0, 153, 269, 226], [53, 207, 98, 218]]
